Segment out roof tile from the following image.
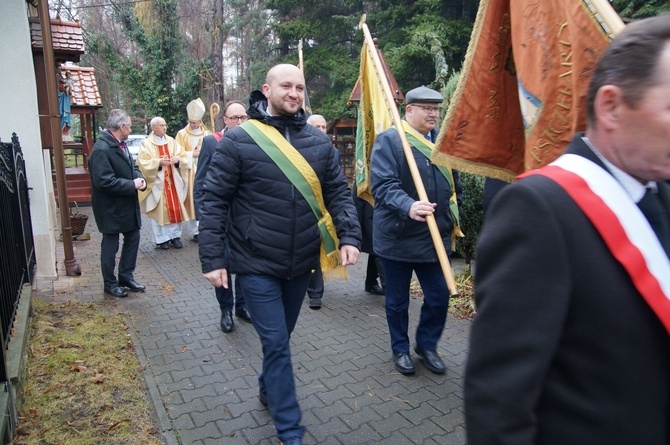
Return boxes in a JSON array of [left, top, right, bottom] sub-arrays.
[[59, 65, 102, 108]]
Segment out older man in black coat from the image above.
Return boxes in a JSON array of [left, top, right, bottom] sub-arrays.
[[88, 109, 147, 298], [465, 16, 670, 445]]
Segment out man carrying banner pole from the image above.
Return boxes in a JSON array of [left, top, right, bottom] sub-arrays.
[[370, 85, 462, 375], [357, 18, 460, 297]]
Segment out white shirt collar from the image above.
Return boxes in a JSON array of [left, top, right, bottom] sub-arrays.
[[582, 136, 656, 203]]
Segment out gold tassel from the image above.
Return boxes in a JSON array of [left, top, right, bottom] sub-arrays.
[[321, 247, 349, 281]]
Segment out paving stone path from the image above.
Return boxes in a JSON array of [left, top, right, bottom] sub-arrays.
[[36, 207, 470, 445]]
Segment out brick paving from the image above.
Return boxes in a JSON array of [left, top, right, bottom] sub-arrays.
[[35, 206, 471, 445]]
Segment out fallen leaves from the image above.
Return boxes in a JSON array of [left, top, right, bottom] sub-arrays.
[[107, 418, 131, 431], [70, 360, 87, 372]]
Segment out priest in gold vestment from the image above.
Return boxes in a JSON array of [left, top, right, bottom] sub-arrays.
[[175, 98, 211, 241], [138, 116, 189, 249]]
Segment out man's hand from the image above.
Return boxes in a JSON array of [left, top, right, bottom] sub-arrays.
[[409, 200, 436, 222], [133, 178, 146, 190], [340, 245, 360, 266], [203, 268, 229, 288]]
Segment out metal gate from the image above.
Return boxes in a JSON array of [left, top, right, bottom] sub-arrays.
[[0, 133, 36, 382]]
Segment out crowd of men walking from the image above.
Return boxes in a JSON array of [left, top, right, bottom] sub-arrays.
[[86, 15, 670, 445]]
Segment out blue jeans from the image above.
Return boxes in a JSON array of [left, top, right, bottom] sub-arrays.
[[237, 272, 311, 442], [214, 271, 246, 313], [381, 259, 450, 354]]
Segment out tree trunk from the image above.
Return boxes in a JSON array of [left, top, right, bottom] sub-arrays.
[[209, 0, 225, 131]]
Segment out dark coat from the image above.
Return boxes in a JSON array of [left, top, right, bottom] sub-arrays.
[[352, 183, 374, 254], [193, 132, 222, 221], [198, 92, 361, 278], [465, 135, 670, 445], [370, 125, 462, 262], [88, 131, 144, 234]]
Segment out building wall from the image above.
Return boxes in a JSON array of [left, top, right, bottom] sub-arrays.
[[0, 1, 58, 279]]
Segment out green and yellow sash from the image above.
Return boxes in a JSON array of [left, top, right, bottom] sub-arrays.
[[240, 120, 347, 279], [401, 121, 464, 243]]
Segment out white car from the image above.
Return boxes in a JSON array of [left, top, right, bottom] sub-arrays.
[[125, 134, 146, 161]]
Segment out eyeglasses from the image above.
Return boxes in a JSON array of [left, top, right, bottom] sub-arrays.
[[411, 105, 440, 114], [225, 115, 248, 122]]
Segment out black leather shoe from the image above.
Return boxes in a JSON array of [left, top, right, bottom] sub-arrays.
[[119, 279, 145, 292], [104, 286, 128, 298], [415, 347, 446, 374], [365, 284, 385, 295], [259, 389, 268, 408], [393, 352, 415, 375], [157, 242, 169, 250], [308, 296, 322, 310], [170, 238, 183, 249], [235, 308, 252, 323], [220, 310, 234, 333]]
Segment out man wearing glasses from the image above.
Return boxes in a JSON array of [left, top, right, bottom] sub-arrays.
[[223, 103, 249, 129], [370, 86, 462, 376], [193, 100, 251, 332], [88, 109, 147, 298]]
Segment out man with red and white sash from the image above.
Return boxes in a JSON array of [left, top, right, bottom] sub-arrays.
[[137, 116, 189, 250], [465, 15, 670, 445]]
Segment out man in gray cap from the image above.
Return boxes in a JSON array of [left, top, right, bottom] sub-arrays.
[[370, 85, 462, 375]]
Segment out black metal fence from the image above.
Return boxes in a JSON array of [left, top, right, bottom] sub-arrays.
[[0, 133, 35, 382]]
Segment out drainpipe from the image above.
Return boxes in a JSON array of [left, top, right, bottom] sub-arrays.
[[38, 0, 81, 276]]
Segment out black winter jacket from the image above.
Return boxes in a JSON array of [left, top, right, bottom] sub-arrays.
[[88, 131, 144, 234], [198, 92, 361, 278], [370, 126, 462, 262]]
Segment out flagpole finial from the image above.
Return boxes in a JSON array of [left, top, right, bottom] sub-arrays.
[[359, 14, 366, 28]]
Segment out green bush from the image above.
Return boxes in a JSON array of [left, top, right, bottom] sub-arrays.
[[455, 172, 485, 263]]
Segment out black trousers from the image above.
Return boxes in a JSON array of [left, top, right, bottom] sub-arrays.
[[306, 264, 324, 299], [101, 228, 140, 288], [365, 253, 386, 288], [214, 272, 247, 312]]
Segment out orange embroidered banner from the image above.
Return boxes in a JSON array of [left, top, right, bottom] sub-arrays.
[[433, 0, 624, 181]]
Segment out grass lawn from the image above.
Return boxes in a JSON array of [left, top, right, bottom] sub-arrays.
[[14, 299, 164, 444]]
